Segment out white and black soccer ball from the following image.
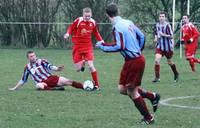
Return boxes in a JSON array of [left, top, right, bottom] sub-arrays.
[[83, 80, 94, 91]]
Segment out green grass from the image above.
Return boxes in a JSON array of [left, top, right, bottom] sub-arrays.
[[0, 49, 200, 128]]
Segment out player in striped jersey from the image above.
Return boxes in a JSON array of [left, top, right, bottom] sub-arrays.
[[152, 11, 179, 83], [96, 3, 160, 124], [9, 51, 83, 91]]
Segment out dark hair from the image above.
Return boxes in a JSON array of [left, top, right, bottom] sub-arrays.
[[106, 3, 118, 17], [26, 50, 34, 58], [183, 14, 189, 18], [159, 11, 167, 17]]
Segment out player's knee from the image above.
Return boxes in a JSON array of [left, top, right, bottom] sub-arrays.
[[155, 60, 160, 65], [36, 83, 47, 90]]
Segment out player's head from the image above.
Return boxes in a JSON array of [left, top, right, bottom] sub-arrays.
[[182, 14, 189, 24], [82, 7, 92, 21], [106, 3, 119, 18], [159, 11, 167, 23], [26, 51, 37, 63]]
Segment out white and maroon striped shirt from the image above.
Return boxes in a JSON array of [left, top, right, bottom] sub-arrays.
[[20, 59, 55, 85]]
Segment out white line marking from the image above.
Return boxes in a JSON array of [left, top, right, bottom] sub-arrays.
[[160, 95, 200, 110]]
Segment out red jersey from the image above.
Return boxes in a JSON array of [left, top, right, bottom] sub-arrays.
[[66, 17, 103, 49], [182, 23, 199, 49]]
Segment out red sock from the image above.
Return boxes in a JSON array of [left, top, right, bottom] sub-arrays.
[[170, 64, 179, 75], [91, 71, 99, 87], [155, 64, 160, 78], [189, 59, 195, 72], [138, 88, 155, 100], [192, 57, 200, 64], [132, 96, 151, 118], [71, 81, 83, 89]]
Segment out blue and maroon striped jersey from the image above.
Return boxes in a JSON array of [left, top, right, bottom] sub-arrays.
[[98, 16, 145, 59], [155, 21, 173, 52], [20, 59, 55, 85]]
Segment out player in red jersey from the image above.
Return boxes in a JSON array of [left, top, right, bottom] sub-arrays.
[[9, 51, 84, 91], [64, 7, 103, 89], [181, 15, 200, 72]]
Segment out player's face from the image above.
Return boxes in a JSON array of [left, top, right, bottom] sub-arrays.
[[182, 16, 189, 24], [28, 53, 37, 63], [159, 14, 166, 23], [83, 12, 92, 21]]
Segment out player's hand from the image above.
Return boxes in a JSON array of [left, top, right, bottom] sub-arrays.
[[57, 65, 64, 71], [64, 33, 69, 40], [187, 38, 193, 44], [95, 41, 103, 48], [159, 31, 165, 37]]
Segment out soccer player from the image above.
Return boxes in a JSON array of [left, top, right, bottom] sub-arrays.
[[96, 3, 160, 124], [64, 7, 103, 89], [152, 11, 179, 83], [181, 15, 200, 72], [9, 51, 84, 91]]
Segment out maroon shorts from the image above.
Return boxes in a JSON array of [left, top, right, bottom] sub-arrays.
[[119, 56, 145, 88], [42, 75, 59, 88], [155, 48, 173, 59], [72, 48, 94, 63]]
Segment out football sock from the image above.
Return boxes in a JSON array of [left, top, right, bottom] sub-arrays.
[[132, 96, 151, 118], [91, 71, 99, 87], [71, 81, 83, 89], [189, 58, 195, 72], [138, 88, 155, 101], [170, 64, 179, 75], [155, 64, 160, 78]]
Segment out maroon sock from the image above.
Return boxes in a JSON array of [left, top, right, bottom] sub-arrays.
[[91, 71, 99, 87], [132, 96, 151, 118], [155, 64, 160, 78], [170, 64, 178, 75], [138, 88, 155, 100], [189, 59, 195, 72], [71, 81, 83, 89]]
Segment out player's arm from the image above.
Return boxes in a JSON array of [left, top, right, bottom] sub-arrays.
[[64, 18, 79, 39], [41, 59, 64, 72], [96, 29, 125, 52], [159, 24, 173, 39], [93, 23, 103, 42], [9, 65, 29, 91], [134, 25, 145, 51], [191, 25, 200, 42]]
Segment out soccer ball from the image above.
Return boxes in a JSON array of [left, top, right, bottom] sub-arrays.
[[83, 80, 94, 91]]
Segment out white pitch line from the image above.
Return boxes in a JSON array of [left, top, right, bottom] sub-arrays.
[[160, 95, 200, 110]]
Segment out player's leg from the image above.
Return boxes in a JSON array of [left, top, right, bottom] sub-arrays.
[[73, 48, 85, 72], [126, 56, 154, 124], [186, 52, 196, 72], [57, 76, 83, 89], [152, 52, 162, 82], [85, 51, 100, 89], [138, 87, 160, 112], [165, 51, 179, 82]]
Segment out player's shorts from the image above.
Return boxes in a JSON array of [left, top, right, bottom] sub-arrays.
[[72, 47, 94, 63], [42, 75, 59, 88], [155, 48, 173, 59], [185, 46, 197, 58], [119, 56, 145, 88]]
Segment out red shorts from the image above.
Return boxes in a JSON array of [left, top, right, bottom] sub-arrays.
[[155, 48, 173, 59], [185, 46, 197, 57], [42, 75, 59, 88], [72, 47, 94, 63], [119, 56, 145, 88]]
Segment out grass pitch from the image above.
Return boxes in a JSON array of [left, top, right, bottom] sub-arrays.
[[0, 49, 200, 128]]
